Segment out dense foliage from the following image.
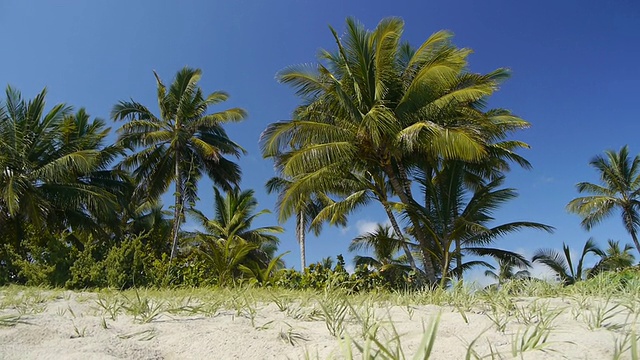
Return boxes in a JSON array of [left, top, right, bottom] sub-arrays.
[[0, 17, 637, 290]]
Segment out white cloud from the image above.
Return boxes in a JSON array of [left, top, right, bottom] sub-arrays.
[[355, 220, 380, 235], [354, 219, 394, 236]]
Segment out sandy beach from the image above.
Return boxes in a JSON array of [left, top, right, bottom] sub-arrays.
[[1, 286, 638, 359]]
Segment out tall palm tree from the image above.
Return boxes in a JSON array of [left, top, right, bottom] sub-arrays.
[[589, 239, 636, 276], [532, 238, 602, 285], [0, 86, 120, 241], [186, 187, 283, 270], [567, 145, 640, 255], [112, 67, 247, 260], [261, 17, 531, 283]]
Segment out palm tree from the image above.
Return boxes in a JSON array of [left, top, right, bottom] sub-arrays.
[[567, 145, 640, 255], [265, 176, 345, 269], [348, 224, 411, 283], [414, 163, 550, 286], [532, 238, 602, 285], [589, 239, 636, 276], [186, 187, 284, 275], [484, 258, 531, 286], [112, 67, 247, 260], [261, 17, 531, 283], [0, 86, 120, 241]]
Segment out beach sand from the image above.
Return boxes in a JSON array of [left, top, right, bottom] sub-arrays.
[[0, 289, 636, 359]]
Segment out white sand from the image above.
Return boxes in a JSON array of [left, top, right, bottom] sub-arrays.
[[0, 290, 637, 359]]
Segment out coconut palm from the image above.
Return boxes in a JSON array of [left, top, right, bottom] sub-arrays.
[[112, 67, 247, 260], [532, 238, 602, 285], [484, 258, 531, 286], [186, 187, 283, 271], [414, 163, 550, 285], [261, 17, 531, 283], [0, 86, 120, 240], [589, 239, 636, 276], [567, 145, 640, 255], [348, 224, 411, 283]]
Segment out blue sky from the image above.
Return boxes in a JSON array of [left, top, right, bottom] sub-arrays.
[[2, 1, 639, 280]]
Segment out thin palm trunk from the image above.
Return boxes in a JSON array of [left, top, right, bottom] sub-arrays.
[[623, 207, 640, 254], [440, 238, 451, 288], [455, 238, 462, 280], [297, 210, 306, 269], [384, 164, 437, 283], [383, 204, 421, 277], [454, 203, 462, 279], [630, 229, 640, 256], [170, 158, 182, 261]]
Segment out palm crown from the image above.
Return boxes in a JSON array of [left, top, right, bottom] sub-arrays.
[[567, 145, 640, 255], [261, 17, 532, 283], [112, 67, 247, 259]]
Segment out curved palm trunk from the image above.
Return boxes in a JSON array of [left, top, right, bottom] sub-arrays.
[[439, 239, 451, 288], [297, 210, 306, 269], [170, 159, 183, 261], [382, 204, 422, 277], [630, 230, 640, 256], [455, 239, 462, 280], [620, 207, 640, 255], [384, 163, 437, 284]]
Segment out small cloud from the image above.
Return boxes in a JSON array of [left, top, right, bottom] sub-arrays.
[[340, 226, 351, 235], [355, 220, 379, 235], [533, 176, 555, 188]]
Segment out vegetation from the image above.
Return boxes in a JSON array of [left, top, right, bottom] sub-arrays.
[[0, 17, 637, 291], [112, 67, 247, 261], [2, 271, 640, 358], [568, 145, 640, 255]]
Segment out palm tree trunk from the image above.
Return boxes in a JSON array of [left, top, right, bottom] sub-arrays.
[[630, 229, 640, 256], [440, 241, 451, 288], [455, 238, 462, 280], [297, 210, 306, 269], [383, 163, 437, 284], [170, 159, 183, 261], [382, 204, 422, 276]]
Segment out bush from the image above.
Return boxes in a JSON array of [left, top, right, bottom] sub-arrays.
[[2, 229, 77, 287], [274, 255, 393, 292]]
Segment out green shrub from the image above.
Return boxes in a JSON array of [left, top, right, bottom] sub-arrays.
[[5, 229, 77, 287], [274, 255, 393, 292]]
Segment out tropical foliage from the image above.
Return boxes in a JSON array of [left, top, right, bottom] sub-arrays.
[[262, 17, 544, 285], [112, 67, 247, 260], [484, 258, 532, 286], [0, 17, 635, 291], [567, 145, 640, 255], [532, 238, 601, 285], [348, 224, 412, 287], [589, 239, 635, 276], [183, 187, 284, 285]]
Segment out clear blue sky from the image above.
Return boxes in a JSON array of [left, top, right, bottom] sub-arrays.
[[2, 1, 639, 280]]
